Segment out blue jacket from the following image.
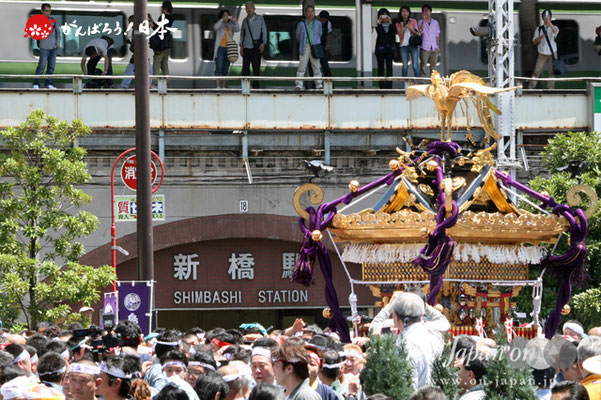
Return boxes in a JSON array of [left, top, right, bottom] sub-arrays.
[[296, 18, 322, 56]]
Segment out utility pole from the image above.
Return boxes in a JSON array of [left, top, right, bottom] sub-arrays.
[[133, 0, 154, 281]]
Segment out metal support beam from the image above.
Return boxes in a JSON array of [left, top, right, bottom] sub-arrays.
[[134, 0, 154, 282], [158, 128, 165, 161], [489, 0, 519, 177], [324, 131, 331, 164]]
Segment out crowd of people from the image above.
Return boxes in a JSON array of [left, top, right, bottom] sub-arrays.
[[34, 1, 599, 90], [0, 290, 599, 400]]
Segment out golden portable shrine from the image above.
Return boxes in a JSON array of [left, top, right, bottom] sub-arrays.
[[290, 71, 598, 343]]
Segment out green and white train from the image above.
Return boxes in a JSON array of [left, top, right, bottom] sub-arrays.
[[2, 0, 600, 88]]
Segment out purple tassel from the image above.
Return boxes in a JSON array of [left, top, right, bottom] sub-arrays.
[[544, 242, 587, 339]]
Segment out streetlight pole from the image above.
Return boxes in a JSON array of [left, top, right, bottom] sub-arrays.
[[133, 0, 153, 281]]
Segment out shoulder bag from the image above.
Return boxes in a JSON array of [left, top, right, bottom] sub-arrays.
[[542, 25, 566, 76], [408, 20, 422, 47], [225, 28, 239, 63], [304, 20, 325, 59], [245, 18, 263, 51]]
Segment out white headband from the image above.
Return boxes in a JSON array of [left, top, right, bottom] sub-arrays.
[[223, 353, 235, 360], [251, 347, 272, 360], [156, 340, 181, 346], [222, 373, 240, 382], [162, 361, 187, 371], [30, 354, 38, 364], [345, 350, 364, 360], [100, 362, 132, 379], [70, 363, 100, 376], [188, 361, 215, 371], [13, 350, 29, 364], [38, 366, 67, 377], [322, 362, 342, 369], [563, 322, 584, 336]]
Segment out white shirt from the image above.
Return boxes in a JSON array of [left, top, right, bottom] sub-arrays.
[[533, 25, 559, 56], [401, 27, 410, 47], [401, 319, 446, 390], [84, 38, 111, 56]]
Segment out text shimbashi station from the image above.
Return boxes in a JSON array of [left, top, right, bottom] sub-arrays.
[[81, 215, 373, 330]]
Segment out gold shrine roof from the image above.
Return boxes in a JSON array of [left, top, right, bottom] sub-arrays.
[[329, 209, 567, 245]]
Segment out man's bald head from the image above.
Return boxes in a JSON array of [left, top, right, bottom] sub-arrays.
[[7, 335, 26, 345], [588, 327, 601, 337]]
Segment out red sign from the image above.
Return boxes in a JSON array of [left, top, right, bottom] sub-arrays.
[[120, 155, 157, 190]]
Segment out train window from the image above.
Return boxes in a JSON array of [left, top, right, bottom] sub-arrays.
[[263, 16, 298, 61], [263, 16, 352, 62], [200, 14, 218, 60], [554, 20, 579, 65], [478, 19, 489, 65], [326, 17, 352, 62], [170, 15, 188, 59], [30, 11, 126, 58]]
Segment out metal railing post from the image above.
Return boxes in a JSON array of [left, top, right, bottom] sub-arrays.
[[158, 77, 167, 94], [73, 77, 83, 94], [241, 78, 251, 95], [324, 79, 333, 95]]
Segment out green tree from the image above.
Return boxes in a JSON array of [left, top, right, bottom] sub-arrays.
[[362, 334, 414, 399], [571, 288, 601, 329], [516, 131, 601, 327], [0, 110, 116, 329], [482, 327, 538, 400]]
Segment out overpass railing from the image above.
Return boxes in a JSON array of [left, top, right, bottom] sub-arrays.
[[0, 74, 597, 132]]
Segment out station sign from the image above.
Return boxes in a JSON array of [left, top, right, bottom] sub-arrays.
[[115, 238, 373, 310]]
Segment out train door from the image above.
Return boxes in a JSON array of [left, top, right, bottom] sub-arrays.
[[197, 10, 220, 86], [166, 11, 192, 87]]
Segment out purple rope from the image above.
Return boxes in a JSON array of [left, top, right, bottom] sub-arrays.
[[413, 156, 459, 305], [494, 169, 588, 339]]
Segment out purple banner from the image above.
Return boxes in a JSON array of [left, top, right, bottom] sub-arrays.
[[117, 281, 152, 335], [102, 292, 118, 329]]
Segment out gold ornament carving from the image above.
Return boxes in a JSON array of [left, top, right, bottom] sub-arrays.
[[293, 183, 324, 220], [566, 184, 598, 218]]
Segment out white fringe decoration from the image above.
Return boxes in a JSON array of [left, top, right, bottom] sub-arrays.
[[341, 243, 547, 265]]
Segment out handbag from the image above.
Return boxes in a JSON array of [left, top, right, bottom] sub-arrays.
[[541, 25, 566, 76], [225, 29, 238, 63], [304, 20, 325, 59], [594, 35, 601, 55], [393, 44, 401, 63], [409, 34, 422, 47]]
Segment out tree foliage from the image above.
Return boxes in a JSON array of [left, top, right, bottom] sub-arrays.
[[516, 131, 601, 328], [0, 110, 115, 329], [482, 329, 538, 400], [362, 334, 414, 400], [571, 288, 601, 330]]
